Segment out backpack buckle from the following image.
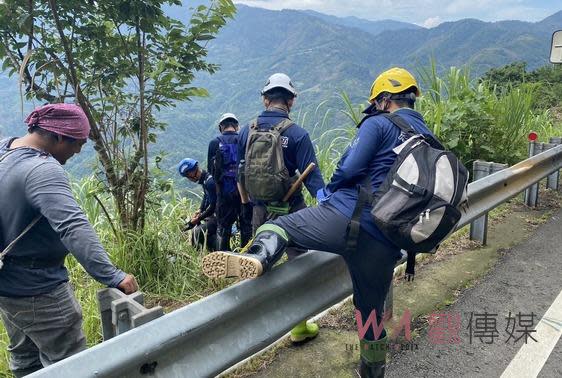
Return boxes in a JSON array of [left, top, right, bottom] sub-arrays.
[[408, 184, 426, 196]]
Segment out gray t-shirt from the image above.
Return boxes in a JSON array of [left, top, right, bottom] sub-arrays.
[[0, 137, 125, 297]]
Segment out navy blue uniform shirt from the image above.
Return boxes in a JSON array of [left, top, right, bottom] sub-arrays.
[[198, 171, 217, 220], [238, 109, 325, 203], [324, 108, 436, 248]]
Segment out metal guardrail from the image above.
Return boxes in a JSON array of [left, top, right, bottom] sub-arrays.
[[460, 144, 562, 228], [29, 144, 562, 378]]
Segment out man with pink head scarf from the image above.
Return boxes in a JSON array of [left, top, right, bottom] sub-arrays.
[[20, 103, 91, 165], [25, 103, 91, 140], [0, 103, 138, 376]]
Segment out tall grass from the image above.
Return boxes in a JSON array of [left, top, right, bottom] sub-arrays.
[[417, 60, 562, 167]]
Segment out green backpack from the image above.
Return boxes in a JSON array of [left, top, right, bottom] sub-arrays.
[[244, 118, 294, 202]]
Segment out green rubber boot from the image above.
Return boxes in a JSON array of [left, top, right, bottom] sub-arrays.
[[290, 320, 319, 343], [359, 336, 388, 378]]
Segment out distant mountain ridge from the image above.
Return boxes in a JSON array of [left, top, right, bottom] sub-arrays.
[[301, 9, 423, 36], [1, 5, 561, 176]]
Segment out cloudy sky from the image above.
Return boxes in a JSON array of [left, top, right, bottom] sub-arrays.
[[233, 0, 561, 28]]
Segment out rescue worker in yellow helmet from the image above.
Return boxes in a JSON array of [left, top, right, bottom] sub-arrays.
[[202, 67, 441, 377]]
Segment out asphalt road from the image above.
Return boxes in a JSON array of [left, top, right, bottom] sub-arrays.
[[386, 209, 562, 378]]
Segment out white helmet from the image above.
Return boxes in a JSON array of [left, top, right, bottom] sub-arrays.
[[218, 113, 238, 126], [261, 73, 297, 97]]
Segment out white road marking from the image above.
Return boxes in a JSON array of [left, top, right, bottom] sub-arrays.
[[500, 289, 562, 378]]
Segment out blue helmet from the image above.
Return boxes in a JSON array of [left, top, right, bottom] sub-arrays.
[[178, 158, 198, 176]]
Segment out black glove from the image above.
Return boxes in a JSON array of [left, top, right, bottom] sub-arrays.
[[182, 219, 197, 232]]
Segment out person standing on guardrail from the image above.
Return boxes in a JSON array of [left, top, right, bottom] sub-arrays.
[[178, 158, 218, 251], [221, 73, 325, 344], [0, 103, 138, 377], [202, 68, 440, 377], [206, 113, 252, 251]]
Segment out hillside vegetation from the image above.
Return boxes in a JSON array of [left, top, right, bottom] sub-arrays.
[[1, 5, 560, 177]]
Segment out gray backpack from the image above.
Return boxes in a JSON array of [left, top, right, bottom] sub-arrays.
[[371, 113, 468, 280], [371, 113, 468, 253], [244, 118, 293, 202], [347, 112, 468, 280]]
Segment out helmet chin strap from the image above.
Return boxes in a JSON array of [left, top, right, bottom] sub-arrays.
[[374, 98, 389, 112]]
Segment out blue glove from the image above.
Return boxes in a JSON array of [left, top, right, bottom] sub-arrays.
[[316, 187, 331, 202]]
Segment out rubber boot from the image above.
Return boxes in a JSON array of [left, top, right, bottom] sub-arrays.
[[12, 365, 43, 377], [202, 224, 288, 279], [358, 336, 388, 378], [290, 320, 319, 343], [217, 226, 232, 251]]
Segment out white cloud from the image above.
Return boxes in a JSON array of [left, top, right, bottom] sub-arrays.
[[422, 16, 442, 28]]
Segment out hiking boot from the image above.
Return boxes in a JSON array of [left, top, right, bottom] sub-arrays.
[[358, 336, 388, 378], [202, 224, 288, 279], [290, 320, 319, 343]]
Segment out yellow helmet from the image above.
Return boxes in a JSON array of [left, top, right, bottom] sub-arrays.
[[368, 67, 421, 102]]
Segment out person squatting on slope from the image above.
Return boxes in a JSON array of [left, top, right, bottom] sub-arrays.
[[226, 73, 325, 343], [206, 113, 252, 251], [179, 158, 218, 251], [202, 68, 440, 377], [0, 103, 138, 377]]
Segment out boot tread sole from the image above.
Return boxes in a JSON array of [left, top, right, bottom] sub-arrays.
[[202, 251, 263, 279]]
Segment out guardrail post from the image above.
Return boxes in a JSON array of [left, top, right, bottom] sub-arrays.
[[548, 137, 562, 190], [469, 160, 508, 245], [97, 288, 164, 341], [524, 139, 539, 207], [525, 142, 557, 206]]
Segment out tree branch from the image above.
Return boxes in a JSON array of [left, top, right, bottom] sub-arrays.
[[47, 0, 120, 194]]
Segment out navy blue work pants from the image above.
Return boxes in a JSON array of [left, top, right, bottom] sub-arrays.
[[271, 203, 400, 341], [217, 191, 252, 249], [253, 199, 306, 260]]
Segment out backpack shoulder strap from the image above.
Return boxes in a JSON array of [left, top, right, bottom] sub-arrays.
[[381, 113, 418, 137], [273, 118, 294, 134], [382, 113, 445, 150], [346, 177, 373, 253], [0, 148, 18, 163], [1, 215, 42, 263], [246, 119, 258, 153]]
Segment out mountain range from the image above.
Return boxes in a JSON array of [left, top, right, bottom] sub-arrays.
[[1, 4, 561, 176]]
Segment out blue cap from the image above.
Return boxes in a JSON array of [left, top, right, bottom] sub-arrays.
[[178, 158, 198, 176]]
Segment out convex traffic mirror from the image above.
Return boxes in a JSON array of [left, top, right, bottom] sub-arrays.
[[551, 30, 562, 64]]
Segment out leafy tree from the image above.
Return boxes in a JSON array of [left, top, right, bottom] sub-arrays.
[[418, 61, 545, 167], [482, 61, 562, 110], [0, 0, 235, 231], [480, 61, 528, 91]]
